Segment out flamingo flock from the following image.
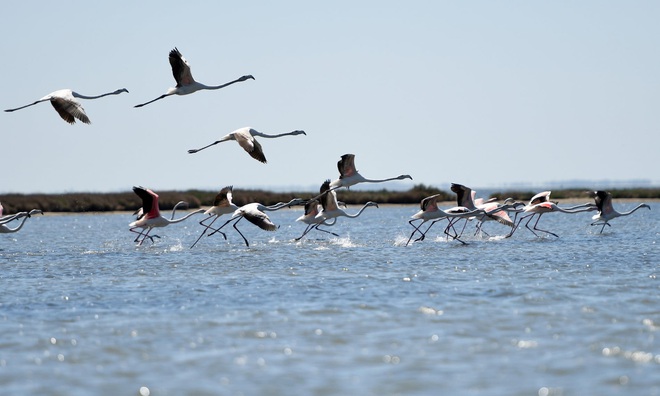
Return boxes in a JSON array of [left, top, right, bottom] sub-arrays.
[[1, 48, 652, 244]]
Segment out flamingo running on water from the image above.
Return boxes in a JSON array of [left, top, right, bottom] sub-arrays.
[[315, 179, 379, 226], [208, 198, 305, 247], [5, 88, 128, 124], [188, 127, 306, 163], [134, 47, 254, 108], [509, 191, 596, 238], [190, 185, 239, 248], [129, 186, 204, 245], [589, 190, 650, 233]]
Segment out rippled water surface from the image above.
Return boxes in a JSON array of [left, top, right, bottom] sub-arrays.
[[1, 204, 658, 395]]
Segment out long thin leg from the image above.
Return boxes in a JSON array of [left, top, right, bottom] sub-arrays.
[[295, 224, 316, 241], [191, 215, 227, 249], [405, 219, 426, 246], [232, 217, 250, 247], [530, 214, 558, 238], [208, 217, 238, 237], [444, 218, 468, 245]]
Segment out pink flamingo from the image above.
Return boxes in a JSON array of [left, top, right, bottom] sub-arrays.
[[129, 186, 204, 245], [510, 191, 595, 238], [0, 203, 43, 233]]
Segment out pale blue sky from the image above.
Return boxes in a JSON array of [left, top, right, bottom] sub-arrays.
[[2, 1, 658, 194]]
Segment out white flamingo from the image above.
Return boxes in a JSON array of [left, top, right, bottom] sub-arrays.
[[405, 194, 482, 246], [129, 186, 204, 245], [293, 180, 348, 241], [5, 88, 128, 124], [187, 127, 306, 163], [315, 179, 379, 227], [134, 47, 254, 108], [209, 198, 305, 247], [510, 191, 596, 238], [329, 154, 412, 189], [190, 185, 239, 248], [0, 205, 43, 233], [589, 190, 650, 233]]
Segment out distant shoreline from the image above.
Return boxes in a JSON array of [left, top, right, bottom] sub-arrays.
[[1, 185, 658, 214]]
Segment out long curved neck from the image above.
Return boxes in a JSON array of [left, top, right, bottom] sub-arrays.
[[555, 205, 595, 214], [74, 90, 125, 100], [265, 199, 301, 211], [345, 203, 375, 218], [0, 216, 29, 233], [251, 131, 300, 139], [168, 209, 204, 224], [203, 76, 252, 90], [620, 204, 649, 216]]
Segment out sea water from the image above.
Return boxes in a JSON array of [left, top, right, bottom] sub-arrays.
[[0, 204, 658, 395]]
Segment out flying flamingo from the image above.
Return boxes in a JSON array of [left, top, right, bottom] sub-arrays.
[[129, 186, 204, 245], [589, 190, 650, 233], [187, 127, 306, 163], [509, 191, 596, 238], [190, 185, 239, 248], [0, 204, 43, 233], [5, 88, 128, 124], [208, 198, 305, 247], [134, 47, 254, 108], [329, 154, 412, 189], [315, 180, 379, 227]]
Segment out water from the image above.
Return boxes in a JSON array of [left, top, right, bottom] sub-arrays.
[[1, 204, 658, 395]]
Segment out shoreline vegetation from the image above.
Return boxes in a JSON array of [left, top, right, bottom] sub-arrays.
[[1, 185, 659, 214]]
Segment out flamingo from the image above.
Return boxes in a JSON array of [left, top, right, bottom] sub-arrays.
[[315, 179, 379, 225], [509, 191, 596, 238], [294, 199, 339, 241], [190, 185, 239, 248], [208, 198, 305, 247], [293, 181, 345, 241], [129, 186, 204, 245], [589, 191, 650, 233], [0, 206, 43, 233], [134, 47, 254, 108], [187, 127, 306, 163], [405, 194, 484, 246], [5, 88, 128, 124], [329, 154, 412, 189]]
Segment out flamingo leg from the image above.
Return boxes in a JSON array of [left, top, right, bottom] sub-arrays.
[[316, 226, 339, 237], [295, 224, 316, 241], [444, 218, 468, 245], [405, 219, 426, 246], [529, 214, 558, 238], [414, 219, 444, 243], [191, 215, 227, 249], [231, 217, 251, 247]]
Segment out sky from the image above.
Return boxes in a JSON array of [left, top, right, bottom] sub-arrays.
[[2, 1, 658, 194]]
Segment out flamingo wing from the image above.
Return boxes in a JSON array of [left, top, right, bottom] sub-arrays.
[[169, 47, 195, 87], [133, 186, 159, 218], [420, 194, 441, 212], [213, 186, 234, 207], [50, 97, 90, 124], [242, 210, 277, 231], [234, 131, 267, 163], [337, 154, 357, 178]]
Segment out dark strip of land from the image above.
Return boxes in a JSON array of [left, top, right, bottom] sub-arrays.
[[1, 185, 658, 213]]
